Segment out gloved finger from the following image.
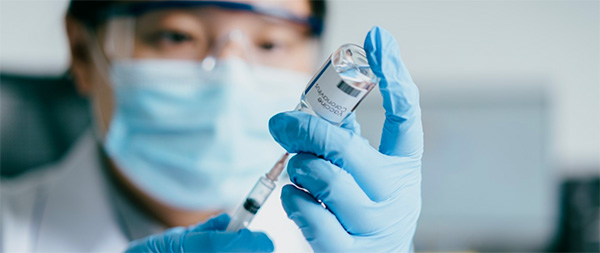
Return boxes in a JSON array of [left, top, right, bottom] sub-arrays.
[[189, 213, 230, 232], [280, 184, 354, 251], [287, 153, 382, 234], [126, 227, 187, 252], [125, 239, 158, 253], [339, 111, 361, 135], [364, 26, 423, 158], [184, 229, 274, 252], [270, 111, 402, 202]]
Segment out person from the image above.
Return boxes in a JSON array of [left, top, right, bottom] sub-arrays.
[[0, 0, 423, 252]]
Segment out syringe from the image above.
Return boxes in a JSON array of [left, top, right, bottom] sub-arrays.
[[225, 153, 289, 231]]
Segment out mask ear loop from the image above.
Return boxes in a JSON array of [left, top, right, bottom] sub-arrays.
[[201, 29, 257, 71], [80, 18, 135, 143]]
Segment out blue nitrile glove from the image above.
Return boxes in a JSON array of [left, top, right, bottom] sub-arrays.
[[269, 26, 423, 252], [126, 213, 274, 252]]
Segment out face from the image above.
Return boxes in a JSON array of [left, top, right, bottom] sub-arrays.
[[67, 0, 317, 135]]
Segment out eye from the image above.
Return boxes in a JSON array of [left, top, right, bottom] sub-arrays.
[[155, 31, 192, 44], [141, 30, 195, 49], [260, 42, 274, 50], [258, 41, 283, 51]]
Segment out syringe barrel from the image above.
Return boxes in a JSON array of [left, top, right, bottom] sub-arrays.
[[226, 176, 275, 231]]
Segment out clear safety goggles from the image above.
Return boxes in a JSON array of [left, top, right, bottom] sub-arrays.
[[93, 1, 323, 70]]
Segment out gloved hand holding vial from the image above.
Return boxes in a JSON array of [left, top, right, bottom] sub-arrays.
[[226, 33, 380, 232], [270, 26, 423, 252]]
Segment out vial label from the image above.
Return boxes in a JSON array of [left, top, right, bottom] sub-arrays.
[[303, 59, 366, 123]]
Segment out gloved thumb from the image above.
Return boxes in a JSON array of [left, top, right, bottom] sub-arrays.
[[364, 26, 423, 158], [189, 213, 230, 232]]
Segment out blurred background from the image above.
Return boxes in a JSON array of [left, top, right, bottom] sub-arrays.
[[1, 0, 598, 252]]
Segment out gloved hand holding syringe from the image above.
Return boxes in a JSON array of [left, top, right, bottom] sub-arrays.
[[226, 43, 379, 232]]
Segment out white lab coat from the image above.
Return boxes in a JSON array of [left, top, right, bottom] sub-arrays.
[[0, 130, 311, 252]]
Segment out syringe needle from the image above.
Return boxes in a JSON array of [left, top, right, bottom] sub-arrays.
[[266, 152, 289, 181]]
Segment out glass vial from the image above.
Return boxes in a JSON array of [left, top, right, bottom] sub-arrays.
[[296, 44, 379, 125]]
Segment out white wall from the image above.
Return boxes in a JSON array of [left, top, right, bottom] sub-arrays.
[[1, 0, 597, 174], [321, 0, 599, 174], [0, 0, 70, 74]]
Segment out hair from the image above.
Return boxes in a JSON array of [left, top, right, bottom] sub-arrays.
[[67, 0, 327, 35]]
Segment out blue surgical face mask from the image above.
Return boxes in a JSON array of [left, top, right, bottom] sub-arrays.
[[103, 59, 310, 210]]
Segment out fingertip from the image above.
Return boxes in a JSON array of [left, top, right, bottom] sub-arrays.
[[366, 25, 383, 46], [367, 25, 393, 43], [280, 184, 304, 217], [279, 185, 353, 251], [269, 111, 320, 154], [268, 111, 303, 127], [286, 156, 299, 186], [212, 213, 231, 230], [365, 26, 384, 48], [364, 25, 399, 71], [190, 213, 231, 232], [364, 27, 382, 75], [268, 112, 294, 152], [254, 231, 275, 252], [268, 111, 285, 126], [268, 112, 285, 135], [280, 184, 321, 215], [238, 229, 275, 252], [214, 212, 230, 220], [280, 184, 297, 204], [268, 111, 305, 140]]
